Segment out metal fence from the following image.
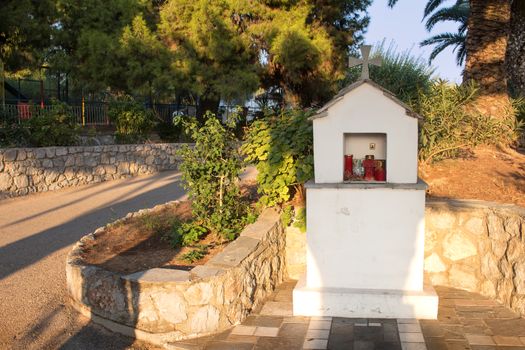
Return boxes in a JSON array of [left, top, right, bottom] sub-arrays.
[[1, 101, 261, 126]]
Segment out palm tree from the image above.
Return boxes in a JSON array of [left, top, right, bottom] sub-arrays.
[[463, 0, 511, 115], [420, 0, 468, 66], [506, 1, 525, 97], [390, 0, 513, 118]]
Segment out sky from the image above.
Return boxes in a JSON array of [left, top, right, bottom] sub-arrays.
[[365, 0, 464, 83]]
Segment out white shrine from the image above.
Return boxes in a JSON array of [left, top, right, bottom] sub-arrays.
[[292, 46, 438, 319]]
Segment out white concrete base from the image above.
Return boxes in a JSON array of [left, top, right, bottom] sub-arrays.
[[293, 274, 438, 319]]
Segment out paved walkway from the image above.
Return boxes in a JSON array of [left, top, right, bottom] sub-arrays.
[[0, 171, 185, 350], [170, 281, 525, 350]]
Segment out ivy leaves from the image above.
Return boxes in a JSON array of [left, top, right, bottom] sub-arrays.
[[242, 109, 314, 206]]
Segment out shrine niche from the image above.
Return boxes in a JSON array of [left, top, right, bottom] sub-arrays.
[[293, 45, 438, 320]]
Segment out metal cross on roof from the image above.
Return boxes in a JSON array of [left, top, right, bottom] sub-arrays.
[[348, 45, 382, 80]]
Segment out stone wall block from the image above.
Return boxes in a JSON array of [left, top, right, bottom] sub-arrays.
[[464, 216, 486, 235], [488, 213, 510, 241], [55, 147, 68, 156], [506, 238, 524, 262], [17, 150, 27, 161], [14, 175, 28, 188], [449, 265, 479, 291], [513, 262, 525, 294], [0, 173, 12, 191], [442, 232, 477, 261], [504, 216, 522, 237], [491, 239, 508, 260], [481, 253, 502, 280], [4, 149, 17, 162]]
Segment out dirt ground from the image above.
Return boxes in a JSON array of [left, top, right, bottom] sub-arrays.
[[81, 182, 259, 274], [421, 146, 525, 207]]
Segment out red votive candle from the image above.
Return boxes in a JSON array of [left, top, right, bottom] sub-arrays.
[[344, 154, 353, 180]]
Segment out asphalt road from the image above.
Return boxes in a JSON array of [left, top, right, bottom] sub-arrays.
[[0, 171, 186, 350]]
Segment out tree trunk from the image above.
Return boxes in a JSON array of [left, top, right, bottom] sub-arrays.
[[506, 0, 525, 97], [464, 0, 512, 118]]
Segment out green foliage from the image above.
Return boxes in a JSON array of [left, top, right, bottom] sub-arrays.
[[345, 41, 435, 105], [159, 0, 259, 106], [178, 222, 208, 246], [281, 205, 293, 227], [181, 244, 209, 263], [293, 206, 306, 233], [0, 0, 56, 72], [108, 97, 155, 143], [25, 102, 80, 147], [176, 112, 249, 241], [416, 81, 522, 163], [255, 0, 372, 107], [0, 110, 30, 147], [119, 14, 174, 98], [420, 0, 468, 66], [242, 109, 313, 206]]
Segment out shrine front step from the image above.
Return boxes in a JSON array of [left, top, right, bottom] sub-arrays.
[[293, 274, 438, 319]]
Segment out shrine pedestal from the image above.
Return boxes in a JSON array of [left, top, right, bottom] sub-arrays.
[[293, 276, 438, 319], [292, 180, 438, 319]]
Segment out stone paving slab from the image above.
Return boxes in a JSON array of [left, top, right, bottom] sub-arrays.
[[169, 281, 525, 350]]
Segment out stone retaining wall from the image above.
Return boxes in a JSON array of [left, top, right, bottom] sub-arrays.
[[425, 199, 525, 317], [66, 206, 285, 347], [0, 143, 184, 198]]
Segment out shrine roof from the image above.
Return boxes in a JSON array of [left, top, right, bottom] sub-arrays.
[[309, 79, 423, 121]]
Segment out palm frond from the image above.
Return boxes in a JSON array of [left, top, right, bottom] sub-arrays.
[[420, 32, 466, 65], [423, 0, 448, 18], [387, 0, 398, 8], [424, 2, 469, 31]]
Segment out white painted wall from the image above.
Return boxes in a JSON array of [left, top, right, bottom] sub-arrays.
[[344, 133, 386, 160], [305, 186, 426, 291], [313, 83, 418, 184]]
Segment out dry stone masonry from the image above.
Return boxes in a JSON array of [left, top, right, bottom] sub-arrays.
[[66, 206, 285, 347], [0, 144, 184, 198], [425, 199, 525, 318]]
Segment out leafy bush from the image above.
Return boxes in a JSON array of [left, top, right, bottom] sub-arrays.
[[242, 109, 314, 206], [281, 205, 293, 227], [176, 112, 250, 241], [293, 206, 306, 232], [345, 41, 435, 105], [181, 244, 209, 263], [416, 81, 522, 163], [25, 102, 80, 147], [0, 110, 30, 147], [108, 97, 155, 143]]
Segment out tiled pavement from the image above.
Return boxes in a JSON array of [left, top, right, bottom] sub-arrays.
[[168, 281, 525, 350]]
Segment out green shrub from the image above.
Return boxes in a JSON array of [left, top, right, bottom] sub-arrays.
[[108, 97, 155, 143], [181, 244, 209, 263], [0, 110, 30, 147], [293, 206, 306, 232], [416, 81, 522, 163], [25, 102, 80, 147], [281, 205, 293, 227], [242, 109, 314, 207], [176, 112, 250, 241]]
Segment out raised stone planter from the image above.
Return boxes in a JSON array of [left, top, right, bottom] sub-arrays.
[[0, 143, 185, 198], [66, 205, 285, 347]]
